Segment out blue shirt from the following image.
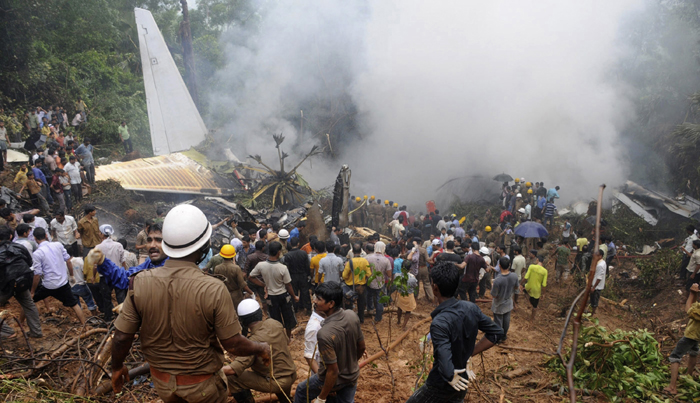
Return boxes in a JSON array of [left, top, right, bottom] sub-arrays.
[[425, 298, 503, 389], [393, 258, 404, 275], [75, 144, 94, 165], [96, 256, 167, 289], [547, 188, 560, 201], [537, 196, 546, 209], [290, 228, 300, 240], [32, 167, 47, 185]]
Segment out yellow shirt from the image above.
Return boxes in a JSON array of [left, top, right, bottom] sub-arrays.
[[576, 237, 589, 252], [342, 257, 372, 286], [311, 253, 327, 283], [524, 264, 548, 299], [14, 170, 27, 185]]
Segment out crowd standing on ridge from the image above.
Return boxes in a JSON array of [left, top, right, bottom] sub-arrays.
[[2, 162, 700, 402]]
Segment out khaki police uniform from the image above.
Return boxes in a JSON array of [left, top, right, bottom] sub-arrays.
[[472, 219, 481, 239], [213, 260, 248, 309], [368, 202, 383, 232], [115, 259, 242, 403], [227, 319, 297, 398]]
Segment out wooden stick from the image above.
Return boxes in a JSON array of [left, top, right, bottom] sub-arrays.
[[497, 345, 554, 355], [564, 184, 605, 403]]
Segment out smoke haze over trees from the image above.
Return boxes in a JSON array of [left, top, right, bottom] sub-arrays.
[[3, 0, 700, 204]]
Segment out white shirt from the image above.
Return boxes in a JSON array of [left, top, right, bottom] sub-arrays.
[[26, 217, 51, 242], [71, 113, 82, 126], [14, 238, 37, 255], [684, 234, 699, 254], [525, 204, 532, 219], [32, 241, 70, 289], [304, 312, 324, 366], [96, 238, 125, 266], [594, 260, 606, 290], [69, 257, 85, 286], [50, 216, 77, 245], [65, 162, 81, 184]]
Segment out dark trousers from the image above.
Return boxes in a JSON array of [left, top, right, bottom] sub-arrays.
[[85, 164, 95, 185], [290, 274, 311, 312], [366, 287, 384, 322], [63, 187, 73, 211], [457, 281, 478, 302], [343, 284, 367, 323], [123, 138, 133, 154], [479, 271, 492, 298], [680, 254, 691, 280], [406, 383, 468, 403], [71, 184, 82, 202]]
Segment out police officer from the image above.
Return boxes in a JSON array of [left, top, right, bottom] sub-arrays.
[[213, 244, 254, 310], [224, 299, 297, 403], [111, 204, 270, 402]]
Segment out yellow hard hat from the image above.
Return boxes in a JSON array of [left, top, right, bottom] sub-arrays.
[[527, 189, 533, 194], [363, 195, 368, 200], [459, 216, 466, 225], [384, 200, 389, 205], [514, 178, 520, 183], [220, 244, 236, 259], [526, 181, 532, 187], [485, 226, 492, 232], [355, 197, 361, 202], [370, 195, 375, 200], [393, 203, 398, 208]]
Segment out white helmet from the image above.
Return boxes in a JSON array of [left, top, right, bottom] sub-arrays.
[[518, 208, 526, 214], [279, 229, 290, 240], [237, 299, 261, 316], [479, 247, 490, 255], [516, 193, 522, 198], [161, 204, 212, 258]]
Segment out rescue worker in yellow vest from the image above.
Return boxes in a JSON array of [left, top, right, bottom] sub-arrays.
[[224, 299, 297, 403], [213, 244, 254, 310], [110, 204, 270, 402]]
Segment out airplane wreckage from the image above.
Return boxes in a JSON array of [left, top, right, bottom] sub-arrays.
[[95, 8, 349, 233]]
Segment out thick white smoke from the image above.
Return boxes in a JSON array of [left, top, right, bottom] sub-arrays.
[[208, 0, 643, 209]]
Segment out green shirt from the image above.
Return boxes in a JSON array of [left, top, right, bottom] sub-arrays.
[[28, 114, 39, 129], [556, 246, 570, 266], [524, 264, 548, 299], [118, 124, 130, 140], [686, 302, 700, 341]]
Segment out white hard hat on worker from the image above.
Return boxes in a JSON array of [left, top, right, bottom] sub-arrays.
[[161, 204, 212, 259]]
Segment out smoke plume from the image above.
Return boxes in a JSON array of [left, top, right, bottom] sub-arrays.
[[207, 0, 644, 209]]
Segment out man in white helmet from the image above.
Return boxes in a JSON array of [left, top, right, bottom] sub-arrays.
[[111, 204, 270, 402], [224, 299, 297, 403]]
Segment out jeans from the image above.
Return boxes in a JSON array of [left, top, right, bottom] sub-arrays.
[[366, 287, 384, 322], [493, 311, 511, 338], [294, 374, 357, 403], [71, 284, 96, 311], [123, 138, 133, 154], [406, 383, 468, 403], [63, 187, 73, 211], [55, 192, 66, 215], [544, 215, 554, 228], [0, 288, 42, 338], [85, 164, 95, 185], [457, 281, 478, 302]]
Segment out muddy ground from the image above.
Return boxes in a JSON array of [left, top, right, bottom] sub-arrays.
[[0, 253, 690, 403]]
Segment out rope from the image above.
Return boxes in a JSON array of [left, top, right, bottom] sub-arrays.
[[268, 344, 292, 403]]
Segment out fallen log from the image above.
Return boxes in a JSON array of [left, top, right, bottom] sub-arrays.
[[35, 328, 109, 371], [359, 317, 432, 368], [93, 363, 150, 395], [497, 345, 555, 355]]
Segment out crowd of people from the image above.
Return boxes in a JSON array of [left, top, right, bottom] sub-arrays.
[[1, 170, 698, 402]]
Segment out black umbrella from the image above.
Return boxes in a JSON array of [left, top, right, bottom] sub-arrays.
[[492, 173, 513, 182]]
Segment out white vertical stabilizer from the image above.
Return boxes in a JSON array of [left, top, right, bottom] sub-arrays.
[[135, 8, 208, 155]]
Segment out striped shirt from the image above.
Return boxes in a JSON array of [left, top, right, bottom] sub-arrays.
[[544, 203, 557, 217]]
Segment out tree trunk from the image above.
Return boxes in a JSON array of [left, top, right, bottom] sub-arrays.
[[179, 0, 199, 108]]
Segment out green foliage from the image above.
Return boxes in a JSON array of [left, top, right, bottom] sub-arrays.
[[547, 320, 696, 401], [636, 248, 682, 298]]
